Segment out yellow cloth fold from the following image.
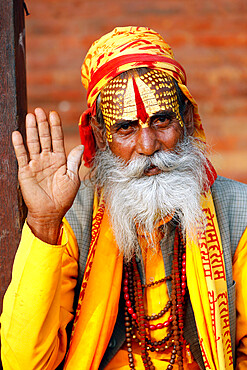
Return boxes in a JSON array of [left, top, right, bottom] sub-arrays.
[[233, 227, 247, 369], [1, 219, 78, 370], [64, 199, 123, 369]]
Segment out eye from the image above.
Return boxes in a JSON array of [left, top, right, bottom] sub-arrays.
[[116, 121, 137, 135], [152, 116, 171, 127], [120, 123, 131, 130], [151, 111, 176, 129], [156, 116, 170, 123]]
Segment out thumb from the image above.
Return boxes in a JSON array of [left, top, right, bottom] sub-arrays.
[[67, 145, 84, 175]]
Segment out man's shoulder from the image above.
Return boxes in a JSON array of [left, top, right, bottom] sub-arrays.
[[213, 175, 247, 189], [211, 176, 247, 257], [212, 175, 247, 203], [211, 175, 247, 217], [74, 179, 95, 205], [65, 180, 94, 248], [66, 179, 94, 222]]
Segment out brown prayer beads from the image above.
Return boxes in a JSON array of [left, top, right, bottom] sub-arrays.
[[142, 275, 171, 288], [123, 226, 187, 370]]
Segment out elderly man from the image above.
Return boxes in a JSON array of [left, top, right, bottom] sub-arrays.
[[1, 26, 247, 370]]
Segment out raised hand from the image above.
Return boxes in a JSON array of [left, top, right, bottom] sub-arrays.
[[12, 108, 84, 244]]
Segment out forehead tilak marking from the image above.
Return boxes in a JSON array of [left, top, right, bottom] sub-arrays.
[[101, 75, 127, 141], [100, 70, 183, 141], [132, 77, 149, 125], [121, 73, 161, 128], [140, 70, 183, 127]]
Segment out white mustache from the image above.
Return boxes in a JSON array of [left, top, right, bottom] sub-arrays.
[[124, 152, 182, 178], [113, 138, 205, 180]]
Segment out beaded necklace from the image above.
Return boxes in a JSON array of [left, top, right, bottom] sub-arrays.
[[123, 227, 187, 370]]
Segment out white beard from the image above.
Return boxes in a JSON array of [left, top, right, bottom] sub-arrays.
[[92, 136, 210, 261]]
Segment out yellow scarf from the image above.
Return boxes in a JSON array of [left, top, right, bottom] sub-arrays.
[[186, 192, 233, 369], [64, 190, 233, 369]]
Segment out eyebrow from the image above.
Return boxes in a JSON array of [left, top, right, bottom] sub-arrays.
[[112, 119, 138, 130], [150, 110, 176, 121]]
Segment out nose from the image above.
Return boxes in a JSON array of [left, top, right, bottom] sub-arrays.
[[136, 127, 161, 156]]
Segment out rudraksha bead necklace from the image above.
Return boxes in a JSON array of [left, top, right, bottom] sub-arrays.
[[123, 227, 187, 370]]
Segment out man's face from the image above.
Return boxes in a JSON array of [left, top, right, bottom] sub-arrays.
[[100, 70, 184, 175]]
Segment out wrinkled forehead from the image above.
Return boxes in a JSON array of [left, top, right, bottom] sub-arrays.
[[100, 69, 182, 141]]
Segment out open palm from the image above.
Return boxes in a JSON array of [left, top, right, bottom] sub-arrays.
[[12, 108, 84, 232]]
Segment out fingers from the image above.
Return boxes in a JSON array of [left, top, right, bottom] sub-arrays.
[[49, 111, 65, 153], [67, 145, 84, 176], [26, 113, 40, 159], [12, 131, 28, 168], [34, 108, 52, 153], [26, 108, 66, 158]]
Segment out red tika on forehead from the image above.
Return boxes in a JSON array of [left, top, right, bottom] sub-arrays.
[[132, 77, 149, 123]]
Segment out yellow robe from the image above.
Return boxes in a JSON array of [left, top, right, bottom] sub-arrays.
[[1, 221, 247, 369]]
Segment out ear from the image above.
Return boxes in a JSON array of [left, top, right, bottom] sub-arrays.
[[90, 117, 107, 150], [183, 100, 195, 136]]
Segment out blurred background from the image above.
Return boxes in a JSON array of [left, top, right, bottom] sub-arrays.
[[25, 0, 247, 182]]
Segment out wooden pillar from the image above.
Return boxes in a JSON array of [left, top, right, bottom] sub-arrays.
[[0, 0, 27, 314]]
